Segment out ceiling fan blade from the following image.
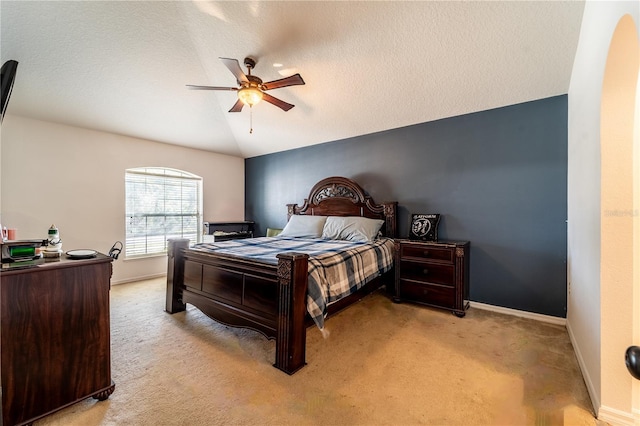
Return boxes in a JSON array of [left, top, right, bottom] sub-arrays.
[[262, 92, 294, 111], [186, 85, 238, 91], [219, 57, 249, 84], [262, 74, 305, 91], [229, 99, 244, 113]]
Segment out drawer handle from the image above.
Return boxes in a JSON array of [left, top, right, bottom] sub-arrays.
[[422, 268, 429, 275], [423, 250, 430, 256]]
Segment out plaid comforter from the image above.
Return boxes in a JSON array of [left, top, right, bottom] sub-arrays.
[[190, 236, 395, 330]]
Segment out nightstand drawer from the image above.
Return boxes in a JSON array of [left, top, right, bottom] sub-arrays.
[[398, 280, 455, 309], [399, 260, 454, 286], [401, 244, 453, 263]]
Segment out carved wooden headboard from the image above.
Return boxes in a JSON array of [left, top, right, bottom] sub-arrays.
[[286, 176, 397, 238]]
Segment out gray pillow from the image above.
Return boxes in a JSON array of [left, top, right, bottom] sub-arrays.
[[279, 215, 328, 238], [322, 216, 384, 242]]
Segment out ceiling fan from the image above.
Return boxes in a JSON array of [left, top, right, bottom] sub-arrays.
[[187, 57, 305, 113]]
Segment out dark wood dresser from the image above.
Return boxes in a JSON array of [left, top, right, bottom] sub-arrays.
[[1, 254, 115, 426], [394, 239, 470, 317]]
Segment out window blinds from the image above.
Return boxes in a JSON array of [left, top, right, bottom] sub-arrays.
[[125, 168, 202, 257]]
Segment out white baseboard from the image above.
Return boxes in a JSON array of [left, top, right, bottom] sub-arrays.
[[597, 405, 637, 426], [566, 320, 639, 425], [469, 301, 566, 326], [112, 273, 166, 285], [566, 321, 600, 417]]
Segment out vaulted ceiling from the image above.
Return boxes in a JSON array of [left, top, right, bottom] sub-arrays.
[[0, 1, 585, 158]]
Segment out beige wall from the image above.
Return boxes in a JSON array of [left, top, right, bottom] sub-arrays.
[[0, 115, 244, 283], [601, 12, 639, 421], [635, 67, 640, 424], [568, 2, 639, 424]]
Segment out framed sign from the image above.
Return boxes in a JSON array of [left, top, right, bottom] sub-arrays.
[[410, 214, 440, 241]]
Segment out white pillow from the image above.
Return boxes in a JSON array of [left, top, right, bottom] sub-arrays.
[[279, 215, 328, 238], [321, 216, 385, 242]]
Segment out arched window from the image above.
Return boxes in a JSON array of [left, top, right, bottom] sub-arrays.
[[125, 167, 202, 257]]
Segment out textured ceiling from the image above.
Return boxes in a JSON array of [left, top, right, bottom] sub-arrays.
[[0, 1, 585, 158]]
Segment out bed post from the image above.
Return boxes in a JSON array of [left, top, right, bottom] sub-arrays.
[[166, 238, 188, 314], [274, 252, 309, 374]]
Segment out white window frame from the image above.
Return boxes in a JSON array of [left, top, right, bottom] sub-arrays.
[[125, 167, 203, 258]]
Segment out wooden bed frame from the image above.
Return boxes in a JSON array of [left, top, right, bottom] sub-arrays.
[[165, 176, 397, 374]]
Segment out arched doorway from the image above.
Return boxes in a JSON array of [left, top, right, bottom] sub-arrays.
[[600, 13, 640, 418]]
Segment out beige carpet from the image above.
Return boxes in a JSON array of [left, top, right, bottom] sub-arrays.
[[36, 277, 603, 426]]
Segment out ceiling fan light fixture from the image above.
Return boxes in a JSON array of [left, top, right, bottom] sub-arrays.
[[238, 86, 263, 106], [187, 57, 304, 113]]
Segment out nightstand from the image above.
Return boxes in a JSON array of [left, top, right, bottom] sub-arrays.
[[393, 239, 470, 317]]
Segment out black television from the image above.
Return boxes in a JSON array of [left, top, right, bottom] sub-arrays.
[[1, 60, 19, 123]]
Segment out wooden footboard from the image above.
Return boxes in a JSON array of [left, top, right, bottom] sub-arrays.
[[165, 238, 309, 374]]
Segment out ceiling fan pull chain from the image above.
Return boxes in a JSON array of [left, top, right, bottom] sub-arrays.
[[249, 106, 253, 134]]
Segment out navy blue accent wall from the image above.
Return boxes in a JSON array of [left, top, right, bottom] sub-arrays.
[[245, 96, 567, 317]]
